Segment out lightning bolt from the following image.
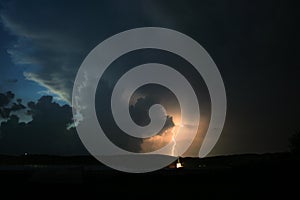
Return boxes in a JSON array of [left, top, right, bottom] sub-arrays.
[[171, 126, 177, 156]]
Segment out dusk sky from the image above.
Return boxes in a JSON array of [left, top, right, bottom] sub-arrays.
[[0, 0, 299, 157]]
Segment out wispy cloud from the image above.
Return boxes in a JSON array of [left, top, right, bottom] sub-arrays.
[[0, 0, 158, 103]]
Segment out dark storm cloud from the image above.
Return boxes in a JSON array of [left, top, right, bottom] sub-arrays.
[[143, 1, 299, 155], [0, 0, 299, 155], [0, 91, 14, 107], [95, 80, 176, 153], [0, 91, 25, 118], [0, 91, 175, 154], [0, 95, 88, 155], [0, 0, 155, 102], [130, 96, 176, 153], [130, 96, 175, 131]]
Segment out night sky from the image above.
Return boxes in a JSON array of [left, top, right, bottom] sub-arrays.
[[0, 0, 299, 156]]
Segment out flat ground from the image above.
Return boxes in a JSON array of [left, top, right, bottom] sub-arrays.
[[0, 153, 299, 198]]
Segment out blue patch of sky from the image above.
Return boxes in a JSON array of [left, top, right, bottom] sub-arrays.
[[0, 23, 68, 106]]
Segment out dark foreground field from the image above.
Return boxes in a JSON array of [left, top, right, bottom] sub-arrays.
[[0, 153, 299, 198]]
